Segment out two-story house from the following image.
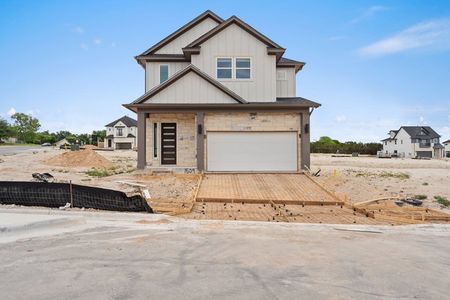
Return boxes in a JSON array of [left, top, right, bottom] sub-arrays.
[[381, 126, 444, 159], [444, 139, 450, 158], [124, 10, 320, 172], [104, 116, 138, 150]]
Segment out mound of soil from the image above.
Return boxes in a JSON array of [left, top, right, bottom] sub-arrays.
[[46, 149, 113, 168]]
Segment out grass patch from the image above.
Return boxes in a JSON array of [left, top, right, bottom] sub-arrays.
[[85, 165, 136, 178], [85, 168, 112, 177], [414, 195, 427, 200], [435, 196, 450, 207], [379, 171, 410, 180]]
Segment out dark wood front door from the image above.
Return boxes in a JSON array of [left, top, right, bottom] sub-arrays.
[[161, 123, 177, 165]]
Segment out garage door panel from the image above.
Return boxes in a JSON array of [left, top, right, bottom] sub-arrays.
[[207, 132, 297, 172]]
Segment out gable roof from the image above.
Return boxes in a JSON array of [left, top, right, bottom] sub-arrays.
[[138, 10, 223, 57], [130, 64, 246, 104], [443, 139, 450, 144], [277, 57, 306, 72], [395, 126, 440, 139], [182, 16, 285, 59], [105, 116, 137, 127]]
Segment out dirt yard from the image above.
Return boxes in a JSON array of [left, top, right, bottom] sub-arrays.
[[311, 154, 450, 212], [0, 148, 199, 203], [1, 148, 449, 221]]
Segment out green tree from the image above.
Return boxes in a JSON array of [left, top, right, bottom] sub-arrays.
[[11, 113, 41, 143], [54, 130, 72, 141], [92, 130, 106, 144], [0, 118, 13, 140]]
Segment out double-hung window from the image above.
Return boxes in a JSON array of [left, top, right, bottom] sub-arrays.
[[235, 58, 251, 79], [217, 58, 232, 79], [159, 64, 169, 84]]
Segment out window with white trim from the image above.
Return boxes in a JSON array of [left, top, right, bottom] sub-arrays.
[[235, 58, 251, 79], [217, 58, 232, 79], [159, 64, 169, 84]]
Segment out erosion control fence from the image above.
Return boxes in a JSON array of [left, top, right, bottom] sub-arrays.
[[0, 181, 152, 213]]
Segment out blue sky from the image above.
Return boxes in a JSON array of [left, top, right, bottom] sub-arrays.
[[1, 0, 449, 142]]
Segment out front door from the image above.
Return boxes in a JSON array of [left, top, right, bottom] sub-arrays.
[[108, 139, 112, 148], [161, 123, 177, 165]]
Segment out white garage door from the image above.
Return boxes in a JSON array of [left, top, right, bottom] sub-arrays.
[[207, 131, 298, 172]]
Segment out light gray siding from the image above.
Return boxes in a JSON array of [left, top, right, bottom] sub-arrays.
[[276, 67, 296, 97], [144, 71, 237, 104], [145, 62, 190, 91], [191, 23, 277, 102], [154, 17, 219, 54]]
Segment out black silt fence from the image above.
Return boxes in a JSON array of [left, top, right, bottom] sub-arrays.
[[0, 181, 152, 213]]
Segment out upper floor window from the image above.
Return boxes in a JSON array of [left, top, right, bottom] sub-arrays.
[[117, 128, 123, 136], [235, 58, 251, 79], [160, 64, 169, 84], [217, 58, 232, 79]]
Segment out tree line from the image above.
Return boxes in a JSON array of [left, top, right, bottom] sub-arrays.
[[0, 112, 106, 145], [311, 136, 382, 155]]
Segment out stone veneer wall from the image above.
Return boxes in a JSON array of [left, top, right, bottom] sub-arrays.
[[146, 114, 196, 168]]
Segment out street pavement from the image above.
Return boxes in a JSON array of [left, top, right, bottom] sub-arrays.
[[0, 206, 449, 300]]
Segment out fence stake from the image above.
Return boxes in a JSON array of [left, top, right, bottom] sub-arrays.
[[70, 180, 73, 208]]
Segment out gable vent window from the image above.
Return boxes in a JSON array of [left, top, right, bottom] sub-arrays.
[[235, 58, 251, 79], [159, 64, 169, 84], [217, 58, 232, 79]]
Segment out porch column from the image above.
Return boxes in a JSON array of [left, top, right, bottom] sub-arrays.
[[137, 112, 147, 169], [300, 111, 311, 170], [196, 112, 205, 171]]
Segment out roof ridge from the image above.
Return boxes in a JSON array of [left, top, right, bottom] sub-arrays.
[[138, 10, 224, 57], [184, 14, 283, 50]]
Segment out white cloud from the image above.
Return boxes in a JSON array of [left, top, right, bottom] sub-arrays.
[[359, 18, 450, 56], [350, 5, 389, 24], [72, 26, 84, 34], [7, 107, 16, 117], [80, 43, 89, 50], [419, 116, 429, 125], [111, 42, 116, 48], [93, 38, 102, 45], [335, 115, 347, 123], [438, 126, 450, 138]]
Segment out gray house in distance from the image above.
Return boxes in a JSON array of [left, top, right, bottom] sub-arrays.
[[123, 10, 320, 172], [105, 116, 138, 150]]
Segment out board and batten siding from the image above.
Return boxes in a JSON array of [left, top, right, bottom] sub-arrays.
[[154, 17, 220, 55], [191, 23, 277, 102], [145, 62, 189, 91], [144, 71, 237, 104], [276, 67, 296, 97]]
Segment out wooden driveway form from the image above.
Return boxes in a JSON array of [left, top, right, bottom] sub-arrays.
[[196, 174, 344, 205]]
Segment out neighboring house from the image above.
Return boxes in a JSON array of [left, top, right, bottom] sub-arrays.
[[55, 138, 69, 148], [104, 116, 138, 150], [381, 126, 444, 159], [123, 10, 320, 172], [444, 139, 450, 158]]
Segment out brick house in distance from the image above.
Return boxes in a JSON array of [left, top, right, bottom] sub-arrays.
[[124, 10, 320, 172]]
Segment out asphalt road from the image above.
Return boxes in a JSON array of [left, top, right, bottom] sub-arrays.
[[0, 145, 41, 155], [0, 207, 449, 300]]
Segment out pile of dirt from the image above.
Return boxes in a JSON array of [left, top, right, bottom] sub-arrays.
[[46, 149, 113, 168]]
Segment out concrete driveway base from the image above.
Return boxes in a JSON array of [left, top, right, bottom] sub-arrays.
[[0, 206, 449, 300]]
